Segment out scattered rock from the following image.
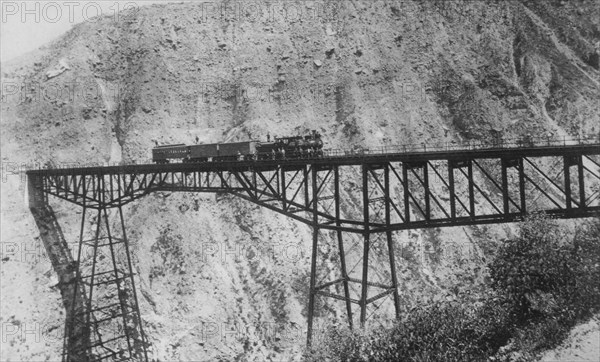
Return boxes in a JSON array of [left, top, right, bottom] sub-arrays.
[[325, 25, 336, 36], [45, 59, 70, 79], [313, 59, 322, 67]]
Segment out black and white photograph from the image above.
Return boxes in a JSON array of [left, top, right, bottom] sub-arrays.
[[1, 0, 599, 361]]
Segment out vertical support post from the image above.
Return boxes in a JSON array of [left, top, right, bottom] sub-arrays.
[[280, 167, 287, 211], [275, 168, 280, 198], [360, 164, 370, 327], [101, 206, 133, 354], [423, 163, 431, 220], [384, 164, 400, 319], [307, 165, 319, 347], [63, 175, 68, 198], [501, 159, 509, 217], [402, 163, 410, 222], [564, 156, 572, 209], [86, 207, 102, 329], [304, 166, 310, 210], [118, 206, 150, 361], [518, 158, 526, 214], [468, 160, 475, 218], [117, 173, 122, 202], [65, 201, 89, 362], [334, 166, 353, 329], [577, 156, 586, 209], [110, 173, 114, 201], [448, 162, 456, 219], [92, 174, 96, 201], [72, 175, 78, 203]]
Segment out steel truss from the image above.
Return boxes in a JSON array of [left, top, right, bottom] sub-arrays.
[[26, 146, 600, 357], [67, 204, 149, 360], [305, 164, 401, 345]]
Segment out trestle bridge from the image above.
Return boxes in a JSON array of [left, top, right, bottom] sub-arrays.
[[26, 136, 600, 361]]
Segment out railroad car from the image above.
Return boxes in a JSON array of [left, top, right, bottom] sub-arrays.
[[152, 130, 323, 164]]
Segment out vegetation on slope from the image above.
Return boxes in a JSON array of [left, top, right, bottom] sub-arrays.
[[306, 214, 600, 361]]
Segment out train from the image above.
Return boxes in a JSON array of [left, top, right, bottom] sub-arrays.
[[152, 130, 324, 164]]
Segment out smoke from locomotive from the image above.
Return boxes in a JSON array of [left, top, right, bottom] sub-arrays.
[[152, 130, 324, 163]]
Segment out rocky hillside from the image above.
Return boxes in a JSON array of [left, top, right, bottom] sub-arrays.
[[1, 0, 599, 361]]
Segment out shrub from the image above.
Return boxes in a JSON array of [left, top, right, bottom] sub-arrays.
[[306, 215, 600, 361], [306, 294, 514, 362], [489, 214, 600, 324]]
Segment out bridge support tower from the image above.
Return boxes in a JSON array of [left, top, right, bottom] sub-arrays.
[[306, 164, 401, 346]]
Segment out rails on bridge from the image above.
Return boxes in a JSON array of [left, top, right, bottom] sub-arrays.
[[26, 137, 600, 361]]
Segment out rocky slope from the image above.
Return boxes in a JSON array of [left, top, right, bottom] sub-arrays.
[[540, 315, 600, 362], [1, 0, 599, 361]]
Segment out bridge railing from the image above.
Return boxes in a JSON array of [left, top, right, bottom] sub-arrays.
[[322, 134, 600, 158]]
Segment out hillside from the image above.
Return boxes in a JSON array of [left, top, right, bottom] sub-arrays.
[[1, 0, 599, 361]]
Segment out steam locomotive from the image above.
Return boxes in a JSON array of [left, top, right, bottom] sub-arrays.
[[152, 130, 324, 164]]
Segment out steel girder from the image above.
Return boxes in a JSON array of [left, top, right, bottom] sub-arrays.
[[28, 154, 600, 228]]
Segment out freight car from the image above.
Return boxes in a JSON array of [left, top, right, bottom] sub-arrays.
[[152, 130, 323, 164]]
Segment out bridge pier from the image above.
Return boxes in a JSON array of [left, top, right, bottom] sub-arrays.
[[306, 164, 401, 346], [28, 173, 149, 361], [27, 173, 46, 210], [65, 204, 149, 362]]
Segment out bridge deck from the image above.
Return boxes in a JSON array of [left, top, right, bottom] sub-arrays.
[[26, 142, 600, 176]]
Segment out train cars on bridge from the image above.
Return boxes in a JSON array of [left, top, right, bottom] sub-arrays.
[[152, 130, 324, 164]]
